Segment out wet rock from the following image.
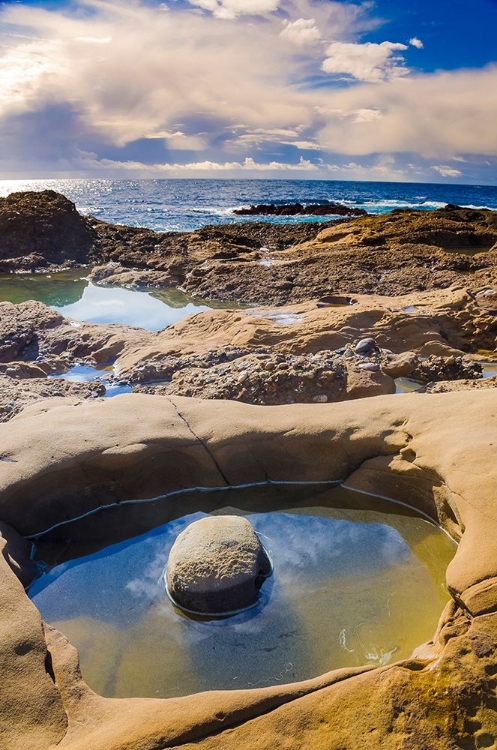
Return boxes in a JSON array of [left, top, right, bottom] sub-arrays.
[[412, 355, 482, 383], [233, 203, 367, 217], [165, 516, 271, 615], [3, 191, 497, 306], [357, 362, 380, 372], [355, 337, 376, 355]]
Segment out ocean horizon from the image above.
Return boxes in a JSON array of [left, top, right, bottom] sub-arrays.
[[1, 178, 496, 234]]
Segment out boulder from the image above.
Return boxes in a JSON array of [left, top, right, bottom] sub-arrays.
[[165, 515, 271, 615]]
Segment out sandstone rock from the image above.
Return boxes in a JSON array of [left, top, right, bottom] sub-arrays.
[[165, 516, 271, 614], [381, 351, 419, 378], [0, 520, 38, 586], [1, 394, 497, 748]]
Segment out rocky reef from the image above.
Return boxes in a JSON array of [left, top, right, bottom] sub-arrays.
[[1, 190, 497, 749], [233, 202, 367, 216]]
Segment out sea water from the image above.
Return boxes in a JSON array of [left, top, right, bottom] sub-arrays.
[[1, 178, 496, 233]]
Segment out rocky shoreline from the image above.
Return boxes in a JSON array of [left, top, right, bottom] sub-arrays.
[[0, 189, 497, 749], [2, 190, 497, 305]]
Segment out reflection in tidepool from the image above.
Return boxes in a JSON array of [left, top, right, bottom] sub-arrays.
[[0, 271, 230, 330], [29, 485, 456, 699], [49, 365, 133, 397]]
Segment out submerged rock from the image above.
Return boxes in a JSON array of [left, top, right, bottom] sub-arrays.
[[165, 516, 272, 615]]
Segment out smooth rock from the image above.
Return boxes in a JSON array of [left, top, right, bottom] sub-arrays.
[[355, 337, 376, 355], [165, 515, 271, 615]]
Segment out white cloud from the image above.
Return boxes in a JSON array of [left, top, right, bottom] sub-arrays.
[[79, 155, 319, 175], [431, 165, 463, 178], [315, 66, 497, 158], [409, 37, 424, 49], [322, 40, 409, 83], [280, 18, 321, 47], [75, 36, 112, 44], [188, 0, 280, 19], [144, 130, 208, 150]]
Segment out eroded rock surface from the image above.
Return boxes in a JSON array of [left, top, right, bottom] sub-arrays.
[[0, 393, 497, 748]]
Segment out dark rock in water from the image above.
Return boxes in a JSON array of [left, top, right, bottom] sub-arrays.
[[233, 203, 367, 217], [355, 337, 376, 355], [165, 515, 272, 615]]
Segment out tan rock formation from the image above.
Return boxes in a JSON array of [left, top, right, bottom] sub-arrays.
[[0, 392, 497, 747]]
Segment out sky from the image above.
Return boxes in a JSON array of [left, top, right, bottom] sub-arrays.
[[0, 0, 496, 183]]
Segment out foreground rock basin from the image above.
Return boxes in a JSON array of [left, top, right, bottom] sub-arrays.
[[1, 392, 497, 749]]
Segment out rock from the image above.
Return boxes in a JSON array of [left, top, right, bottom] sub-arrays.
[[0, 190, 95, 269], [317, 294, 356, 307], [381, 351, 419, 378], [355, 337, 376, 355], [412, 355, 482, 383], [233, 203, 367, 217], [1, 393, 497, 748], [0, 521, 39, 586], [357, 362, 380, 372], [3, 191, 497, 306], [165, 516, 271, 614]]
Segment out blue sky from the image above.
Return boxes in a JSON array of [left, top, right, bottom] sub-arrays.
[[0, 0, 496, 183]]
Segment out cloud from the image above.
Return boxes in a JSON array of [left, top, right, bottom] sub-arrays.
[[315, 66, 497, 158], [322, 41, 409, 82], [280, 18, 321, 47], [77, 154, 319, 176], [0, 0, 495, 181], [188, 0, 280, 19], [409, 37, 424, 49], [144, 130, 208, 150], [75, 36, 112, 44], [431, 165, 463, 178]]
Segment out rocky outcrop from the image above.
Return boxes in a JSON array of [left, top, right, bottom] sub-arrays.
[[2, 192, 497, 305], [233, 202, 366, 217], [0, 190, 95, 271], [1, 393, 497, 748], [165, 516, 271, 614]]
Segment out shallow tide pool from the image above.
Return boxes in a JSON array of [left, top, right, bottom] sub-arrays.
[[0, 271, 226, 330], [29, 485, 456, 699]]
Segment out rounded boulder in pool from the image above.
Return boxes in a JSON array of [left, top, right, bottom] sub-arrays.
[[165, 516, 272, 615]]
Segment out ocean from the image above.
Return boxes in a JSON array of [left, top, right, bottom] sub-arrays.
[[1, 179, 496, 233]]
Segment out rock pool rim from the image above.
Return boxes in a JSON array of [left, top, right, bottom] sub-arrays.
[[164, 540, 274, 619], [23, 478, 456, 548]]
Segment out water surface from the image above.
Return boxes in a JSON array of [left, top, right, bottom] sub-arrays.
[[0, 271, 224, 330], [30, 485, 455, 699]]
